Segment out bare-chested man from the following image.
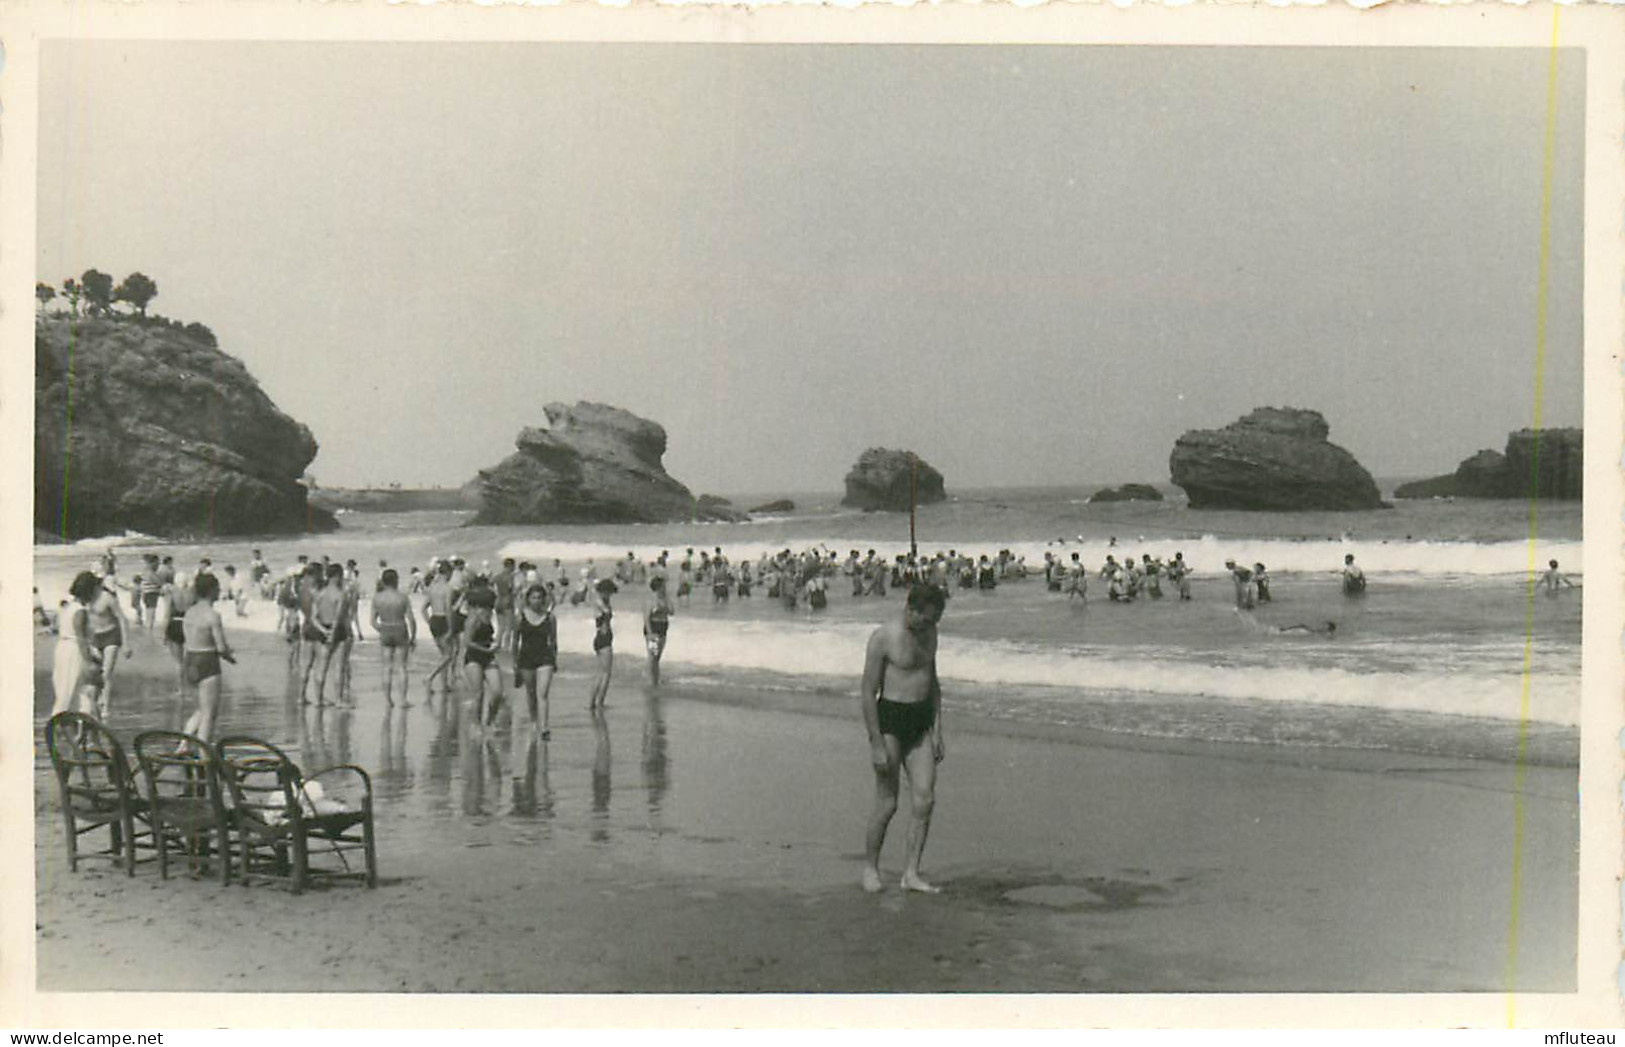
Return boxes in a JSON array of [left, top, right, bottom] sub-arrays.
[[373, 568, 417, 706], [1539, 559, 1578, 596], [859, 583, 947, 894], [423, 561, 459, 695]]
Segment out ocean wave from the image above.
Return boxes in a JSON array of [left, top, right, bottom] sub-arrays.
[[653, 618, 1579, 728]]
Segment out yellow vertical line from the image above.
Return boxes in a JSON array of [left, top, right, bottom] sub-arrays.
[[1507, 5, 1562, 1026]]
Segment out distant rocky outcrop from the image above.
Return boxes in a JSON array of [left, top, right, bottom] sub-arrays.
[[34, 316, 335, 540], [472, 402, 746, 524], [748, 499, 796, 514], [308, 487, 479, 513], [1168, 407, 1387, 511], [1394, 428, 1582, 500], [1089, 483, 1164, 504], [841, 449, 947, 512]]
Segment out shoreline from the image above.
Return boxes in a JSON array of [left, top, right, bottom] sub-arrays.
[[29, 631, 1579, 994]]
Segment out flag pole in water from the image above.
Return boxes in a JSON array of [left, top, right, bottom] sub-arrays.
[[909, 453, 918, 558]]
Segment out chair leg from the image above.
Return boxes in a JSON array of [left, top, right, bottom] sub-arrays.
[[155, 822, 170, 880], [121, 812, 137, 877], [61, 809, 79, 873], [217, 826, 231, 885], [238, 834, 253, 888], [364, 822, 377, 889], [292, 835, 308, 895]]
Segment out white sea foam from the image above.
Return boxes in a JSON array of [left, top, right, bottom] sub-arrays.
[[653, 617, 1579, 727], [496, 535, 1582, 580]]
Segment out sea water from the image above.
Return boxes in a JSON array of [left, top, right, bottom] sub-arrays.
[[33, 485, 1583, 764]]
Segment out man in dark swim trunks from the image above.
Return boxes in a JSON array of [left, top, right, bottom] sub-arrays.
[[372, 568, 417, 706], [859, 583, 947, 894]]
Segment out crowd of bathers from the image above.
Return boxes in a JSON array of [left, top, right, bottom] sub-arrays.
[[38, 538, 1405, 752]]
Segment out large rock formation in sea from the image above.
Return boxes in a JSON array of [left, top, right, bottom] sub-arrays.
[[34, 316, 334, 540], [472, 402, 744, 524], [841, 448, 947, 512], [1168, 407, 1387, 511], [1089, 483, 1164, 504], [1394, 428, 1583, 500]]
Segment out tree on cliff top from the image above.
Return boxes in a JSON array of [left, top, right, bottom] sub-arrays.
[[60, 277, 81, 316], [35, 283, 55, 314], [114, 272, 158, 317], [80, 269, 114, 315]]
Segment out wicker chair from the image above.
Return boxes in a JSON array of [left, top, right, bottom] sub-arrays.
[[44, 712, 148, 875], [214, 736, 376, 894], [133, 731, 233, 884]]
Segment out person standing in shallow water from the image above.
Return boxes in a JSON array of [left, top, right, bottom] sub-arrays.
[[181, 571, 236, 742], [86, 567, 133, 720], [372, 569, 416, 706], [643, 575, 673, 688], [588, 579, 617, 710], [1539, 559, 1577, 596], [859, 583, 947, 894], [52, 572, 105, 717], [1341, 553, 1366, 597], [513, 584, 559, 739]]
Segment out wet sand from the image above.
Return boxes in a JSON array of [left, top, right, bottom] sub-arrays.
[[29, 624, 1577, 994]]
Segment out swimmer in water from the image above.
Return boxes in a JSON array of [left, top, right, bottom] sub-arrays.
[[1167, 552, 1192, 601], [1539, 559, 1577, 596], [1276, 621, 1336, 635], [1341, 554, 1366, 597], [1233, 608, 1336, 636]]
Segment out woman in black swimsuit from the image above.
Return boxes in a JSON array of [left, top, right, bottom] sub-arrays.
[[513, 585, 558, 739], [461, 585, 502, 728], [588, 578, 616, 710], [642, 575, 673, 688]]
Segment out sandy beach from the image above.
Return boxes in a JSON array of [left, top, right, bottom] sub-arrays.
[[29, 624, 1577, 996]]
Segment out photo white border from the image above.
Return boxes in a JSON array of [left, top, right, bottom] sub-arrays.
[[1, 0, 1619, 1029]]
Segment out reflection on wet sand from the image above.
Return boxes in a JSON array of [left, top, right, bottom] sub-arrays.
[[591, 709, 612, 843], [508, 731, 555, 822], [34, 630, 707, 870], [642, 687, 668, 822], [376, 704, 414, 800]]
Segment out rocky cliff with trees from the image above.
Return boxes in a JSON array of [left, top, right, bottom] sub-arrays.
[[35, 274, 333, 539]]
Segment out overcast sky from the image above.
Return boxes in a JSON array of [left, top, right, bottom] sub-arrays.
[[37, 43, 1585, 495]]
